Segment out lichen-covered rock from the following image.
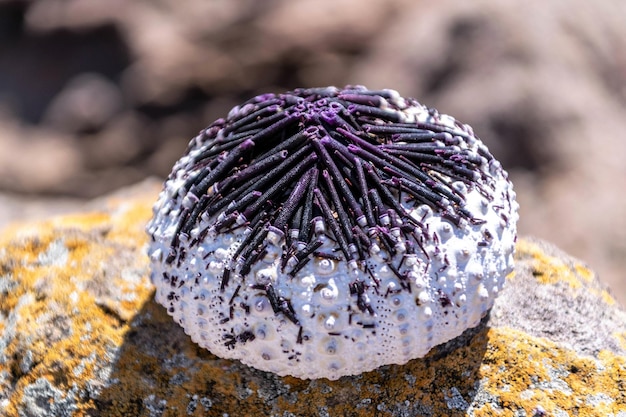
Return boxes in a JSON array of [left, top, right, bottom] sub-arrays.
[[0, 181, 624, 416]]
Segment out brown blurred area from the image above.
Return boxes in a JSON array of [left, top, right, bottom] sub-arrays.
[[0, 0, 625, 304]]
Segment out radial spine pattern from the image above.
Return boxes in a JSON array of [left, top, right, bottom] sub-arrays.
[[147, 86, 518, 380], [175, 87, 498, 273]]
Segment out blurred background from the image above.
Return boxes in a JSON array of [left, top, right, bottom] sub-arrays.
[[0, 0, 625, 304]]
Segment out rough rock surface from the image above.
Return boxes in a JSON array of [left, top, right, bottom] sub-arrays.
[[0, 0, 625, 304], [0, 182, 624, 416]]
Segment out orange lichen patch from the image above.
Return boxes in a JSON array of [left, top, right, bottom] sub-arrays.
[[601, 289, 618, 306], [515, 240, 619, 309], [505, 270, 516, 281], [0, 197, 154, 417], [515, 239, 591, 290], [106, 202, 153, 245], [574, 264, 595, 283], [477, 327, 626, 417]]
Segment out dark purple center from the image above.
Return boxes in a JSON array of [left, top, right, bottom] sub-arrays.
[[170, 86, 494, 285]]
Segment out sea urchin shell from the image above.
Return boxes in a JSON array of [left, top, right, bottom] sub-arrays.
[[146, 86, 519, 380]]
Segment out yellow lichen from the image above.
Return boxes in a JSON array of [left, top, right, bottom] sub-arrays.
[[0, 197, 154, 417], [515, 240, 620, 310], [516, 240, 600, 289], [1, 194, 624, 416], [574, 264, 595, 283], [515, 240, 583, 289], [601, 290, 618, 306], [476, 327, 626, 417]]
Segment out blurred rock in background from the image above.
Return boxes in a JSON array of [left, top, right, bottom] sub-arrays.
[[0, 0, 624, 304]]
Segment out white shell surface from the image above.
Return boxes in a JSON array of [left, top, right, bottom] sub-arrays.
[[146, 88, 518, 380]]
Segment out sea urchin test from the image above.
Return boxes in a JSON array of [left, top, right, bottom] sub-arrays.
[[147, 86, 518, 380]]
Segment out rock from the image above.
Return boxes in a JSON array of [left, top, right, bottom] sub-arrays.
[[0, 181, 624, 416]]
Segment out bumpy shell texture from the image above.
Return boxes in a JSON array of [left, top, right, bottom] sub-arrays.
[[146, 86, 518, 380]]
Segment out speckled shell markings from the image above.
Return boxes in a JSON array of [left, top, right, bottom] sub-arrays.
[[146, 86, 518, 380]]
